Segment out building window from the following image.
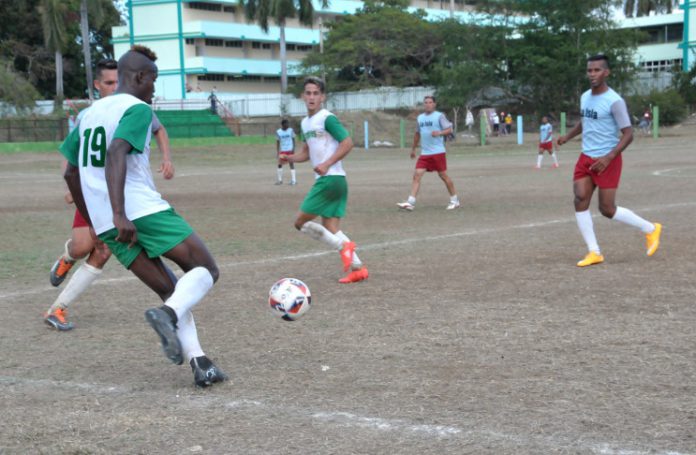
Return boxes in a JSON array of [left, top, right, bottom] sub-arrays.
[[641, 59, 682, 72], [225, 40, 243, 48], [296, 44, 312, 52], [262, 43, 272, 50], [228, 75, 262, 81], [198, 73, 225, 81], [252, 42, 261, 49], [286, 44, 296, 51], [639, 23, 684, 44], [185, 38, 195, 45], [223, 5, 236, 13], [188, 2, 222, 11], [205, 38, 224, 47]]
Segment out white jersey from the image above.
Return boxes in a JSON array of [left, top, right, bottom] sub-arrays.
[[276, 127, 295, 152], [59, 93, 169, 235], [300, 108, 349, 178]]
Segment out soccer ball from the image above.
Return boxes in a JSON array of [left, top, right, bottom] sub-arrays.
[[268, 278, 312, 321]]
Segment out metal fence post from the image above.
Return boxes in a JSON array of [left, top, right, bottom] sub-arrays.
[[560, 112, 566, 136], [517, 115, 523, 145], [364, 120, 369, 150], [652, 106, 659, 139], [480, 115, 486, 146], [400, 119, 405, 149]]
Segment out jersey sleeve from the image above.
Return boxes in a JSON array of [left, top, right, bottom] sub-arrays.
[[438, 114, 453, 130], [151, 112, 161, 133], [611, 99, 631, 130], [324, 115, 349, 142], [59, 127, 81, 166], [113, 104, 153, 154]]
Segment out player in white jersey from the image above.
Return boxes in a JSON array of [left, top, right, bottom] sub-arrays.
[[275, 119, 297, 185], [281, 77, 368, 284], [558, 54, 662, 267], [397, 96, 460, 211], [60, 45, 226, 387], [45, 59, 175, 331], [536, 116, 559, 169]]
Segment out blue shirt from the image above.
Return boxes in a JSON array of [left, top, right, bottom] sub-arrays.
[[417, 111, 452, 156], [580, 87, 631, 158], [539, 123, 553, 143], [276, 127, 295, 152]]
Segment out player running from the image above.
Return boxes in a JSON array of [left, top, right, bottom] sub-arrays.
[[397, 96, 460, 211], [45, 59, 174, 331], [275, 119, 297, 185], [59, 45, 226, 387], [536, 116, 559, 169], [558, 54, 662, 267], [281, 77, 368, 284]]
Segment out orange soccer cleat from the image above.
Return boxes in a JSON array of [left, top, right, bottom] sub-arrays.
[[576, 251, 604, 267], [645, 223, 662, 257], [44, 307, 74, 331], [339, 267, 369, 284], [339, 241, 356, 272]]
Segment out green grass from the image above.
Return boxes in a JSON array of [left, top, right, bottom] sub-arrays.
[[0, 135, 276, 154]]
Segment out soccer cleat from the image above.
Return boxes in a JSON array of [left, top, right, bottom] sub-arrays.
[[446, 201, 460, 210], [50, 257, 75, 287], [44, 307, 74, 331], [534, 165, 541, 170], [576, 251, 604, 267], [646, 222, 662, 256], [338, 267, 369, 284], [339, 241, 356, 272], [190, 356, 228, 387], [144, 307, 183, 365], [552, 162, 560, 168], [397, 201, 414, 211], [289, 181, 297, 186], [274, 181, 283, 185]]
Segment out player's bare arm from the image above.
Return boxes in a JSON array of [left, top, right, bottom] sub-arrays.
[[558, 122, 582, 146], [283, 143, 310, 164], [105, 138, 138, 247], [315, 136, 353, 176], [154, 125, 174, 179], [590, 126, 633, 174], [410, 132, 420, 159], [432, 126, 452, 138], [64, 163, 92, 227]]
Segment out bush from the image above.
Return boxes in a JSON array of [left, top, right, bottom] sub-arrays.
[[626, 89, 687, 126]]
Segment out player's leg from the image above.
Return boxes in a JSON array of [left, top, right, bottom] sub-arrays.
[[289, 161, 296, 185], [549, 147, 559, 168], [536, 146, 544, 169], [397, 168, 426, 211], [50, 223, 95, 286], [332, 226, 368, 284], [574, 176, 603, 266], [276, 157, 284, 185], [599, 188, 662, 256], [437, 170, 460, 210]]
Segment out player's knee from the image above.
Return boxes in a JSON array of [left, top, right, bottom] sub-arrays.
[[599, 204, 616, 218], [207, 264, 220, 283], [294, 220, 305, 231], [69, 239, 92, 259]]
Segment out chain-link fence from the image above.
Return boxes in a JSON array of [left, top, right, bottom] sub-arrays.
[[0, 118, 69, 142]]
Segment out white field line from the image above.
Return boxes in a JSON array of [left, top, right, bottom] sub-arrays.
[[1, 200, 694, 301], [0, 375, 689, 455], [651, 167, 696, 177]]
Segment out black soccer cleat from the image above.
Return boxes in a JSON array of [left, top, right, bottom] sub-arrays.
[[190, 356, 228, 388], [145, 307, 183, 365]]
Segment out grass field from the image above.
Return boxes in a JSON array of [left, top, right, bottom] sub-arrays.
[[0, 130, 694, 454]]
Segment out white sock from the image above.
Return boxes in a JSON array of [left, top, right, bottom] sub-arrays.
[[276, 167, 283, 182], [300, 221, 344, 250], [178, 311, 204, 362], [290, 169, 296, 183], [575, 210, 600, 254], [63, 239, 76, 262], [407, 196, 416, 205], [450, 195, 459, 203], [551, 153, 558, 165], [537, 155, 543, 167], [164, 267, 214, 321], [612, 206, 654, 234], [336, 231, 363, 268], [48, 263, 102, 312]]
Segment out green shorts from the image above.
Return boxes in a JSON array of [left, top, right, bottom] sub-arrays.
[[99, 208, 194, 268], [300, 175, 348, 218]]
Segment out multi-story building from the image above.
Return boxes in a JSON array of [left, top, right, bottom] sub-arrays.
[[620, 12, 685, 72]]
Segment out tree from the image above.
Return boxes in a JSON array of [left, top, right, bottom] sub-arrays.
[[240, 0, 328, 94], [79, 0, 111, 101], [0, 59, 40, 114], [623, 0, 679, 17], [38, 0, 69, 108]]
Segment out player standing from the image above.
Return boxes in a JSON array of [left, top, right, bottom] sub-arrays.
[[397, 96, 460, 211], [45, 59, 174, 331], [558, 54, 662, 267], [60, 45, 226, 387], [536, 116, 559, 169], [282, 77, 368, 284], [275, 119, 296, 185]]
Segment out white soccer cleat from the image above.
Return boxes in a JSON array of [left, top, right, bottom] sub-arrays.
[[397, 201, 414, 211], [446, 201, 460, 210]]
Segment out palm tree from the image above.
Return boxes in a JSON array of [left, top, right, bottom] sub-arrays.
[[39, 0, 69, 108], [79, 0, 108, 101], [240, 0, 328, 94], [623, 0, 679, 17]]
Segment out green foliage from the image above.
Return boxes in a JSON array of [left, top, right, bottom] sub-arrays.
[[671, 65, 696, 108], [623, 0, 679, 17], [0, 59, 40, 114], [626, 89, 687, 125]]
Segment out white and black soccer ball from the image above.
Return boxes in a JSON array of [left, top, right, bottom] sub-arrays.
[[268, 278, 312, 321]]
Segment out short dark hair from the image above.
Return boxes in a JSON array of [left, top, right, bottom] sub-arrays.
[[424, 95, 436, 103], [303, 76, 325, 93], [131, 45, 157, 62], [95, 59, 117, 80], [587, 54, 610, 69], [281, 119, 289, 127]]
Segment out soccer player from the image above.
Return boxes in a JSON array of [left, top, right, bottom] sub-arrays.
[[60, 45, 226, 387], [45, 59, 174, 331], [281, 77, 368, 284], [558, 54, 662, 267], [397, 96, 460, 211], [536, 116, 559, 169], [275, 119, 296, 185]]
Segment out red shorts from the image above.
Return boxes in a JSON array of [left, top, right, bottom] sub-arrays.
[[278, 151, 294, 156], [573, 153, 622, 189], [72, 209, 89, 228], [416, 153, 447, 172], [539, 141, 553, 151]]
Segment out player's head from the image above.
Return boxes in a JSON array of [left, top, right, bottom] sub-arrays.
[[302, 76, 326, 114], [117, 45, 158, 104], [586, 54, 610, 88], [281, 119, 289, 129], [542, 116, 548, 124], [94, 59, 118, 98], [423, 95, 436, 113]]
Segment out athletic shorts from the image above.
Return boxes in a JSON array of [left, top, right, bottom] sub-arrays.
[[416, 153, 447, 172], [72, 209, 89, 228], [279, 150, 294, 156], [300, 175, 348, 219], [573, 153, 622, 189], [539, 141, 553, 152], [98, 208, 193, 269]]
